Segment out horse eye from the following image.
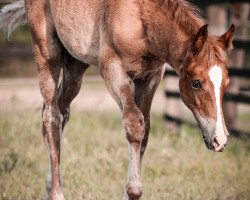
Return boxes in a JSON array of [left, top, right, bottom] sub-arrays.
[[191, 80, 202, 90]]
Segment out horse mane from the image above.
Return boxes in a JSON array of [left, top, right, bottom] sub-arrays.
[[158, 1, 227, 66], [158, 0, 205, 36]]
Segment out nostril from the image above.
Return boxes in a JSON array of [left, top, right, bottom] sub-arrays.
[[213, 137, 220, 148]]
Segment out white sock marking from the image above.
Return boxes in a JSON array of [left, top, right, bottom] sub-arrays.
[[208, 65, 226, 143]]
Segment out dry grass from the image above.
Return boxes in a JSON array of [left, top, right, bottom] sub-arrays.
[[0, 109, 250, 200]]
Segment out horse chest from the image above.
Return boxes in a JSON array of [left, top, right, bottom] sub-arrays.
[[124, 58, 164, 80]]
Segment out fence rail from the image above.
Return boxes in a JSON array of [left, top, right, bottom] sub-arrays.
[[191, 0, 250, 8], [233, 39, 250, 50], [0, 0, 12, 4], [163, 112, 250, 141], [0, 46, 33, 59]]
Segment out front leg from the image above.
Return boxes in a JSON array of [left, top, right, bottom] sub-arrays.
[[100, 49, 144, 200], [123, 106, 145, 200]]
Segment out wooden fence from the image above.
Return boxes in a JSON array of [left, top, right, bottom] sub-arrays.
[[164, 1, 250, 138], [0, 0, 13, 4]]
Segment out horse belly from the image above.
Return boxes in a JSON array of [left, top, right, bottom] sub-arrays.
[[50, 0, 102, 66]]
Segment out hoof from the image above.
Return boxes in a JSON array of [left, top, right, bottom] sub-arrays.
[[126, 181, 143, 200]]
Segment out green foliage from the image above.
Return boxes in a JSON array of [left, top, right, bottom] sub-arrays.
[[0, 109, 250, 199]]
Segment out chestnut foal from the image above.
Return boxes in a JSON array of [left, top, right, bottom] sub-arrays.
[[0, 0, 235, 199]]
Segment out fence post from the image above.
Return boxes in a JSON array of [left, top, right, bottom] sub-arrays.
[[207, 5, 227, 35], [164, 64, 182, 132]]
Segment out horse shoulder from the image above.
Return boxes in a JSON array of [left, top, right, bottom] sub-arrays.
[[106, 0, 146, 59]]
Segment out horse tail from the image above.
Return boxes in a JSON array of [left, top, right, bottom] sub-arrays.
[[0, 0, 26, 39]]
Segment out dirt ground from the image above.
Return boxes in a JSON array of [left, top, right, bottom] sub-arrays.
[[0, 77, 167, 113], [1, 77, 249, 125]]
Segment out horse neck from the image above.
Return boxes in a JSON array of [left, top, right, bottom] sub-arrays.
[[141, 0, 203, 72]]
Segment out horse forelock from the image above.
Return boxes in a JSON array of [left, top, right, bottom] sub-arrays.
[[194, 37, 229, 68]]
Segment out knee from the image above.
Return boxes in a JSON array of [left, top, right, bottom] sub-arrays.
[[123, 107, 145, 143]]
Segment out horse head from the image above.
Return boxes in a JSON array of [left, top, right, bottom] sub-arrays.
[[179, 24, 235, 152]]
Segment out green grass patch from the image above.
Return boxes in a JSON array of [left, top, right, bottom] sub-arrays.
[[0, 110, 250, 199]]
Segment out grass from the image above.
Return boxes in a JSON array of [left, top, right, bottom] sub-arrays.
[[0, 109, 250, 200]]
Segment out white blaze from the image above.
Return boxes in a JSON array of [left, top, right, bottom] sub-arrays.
[[208, 65, 227, 145]]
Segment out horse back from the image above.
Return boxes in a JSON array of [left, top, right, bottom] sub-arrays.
[[31, 0, 158, 78], [50, 0, 147, 68]]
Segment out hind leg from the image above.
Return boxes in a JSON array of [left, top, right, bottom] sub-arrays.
[[57, 55, 89, 130], [45, 54, 88, 199], [26, 1, 65, 199], [134, 68, 165, 165], [34, 44, 63, 200]]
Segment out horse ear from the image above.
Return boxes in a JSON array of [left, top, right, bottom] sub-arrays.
[[218, 24, 235, 50], [192, 24, 208, 53]]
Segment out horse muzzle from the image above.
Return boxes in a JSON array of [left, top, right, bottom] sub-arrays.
[[203, 132, 229, 152]]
